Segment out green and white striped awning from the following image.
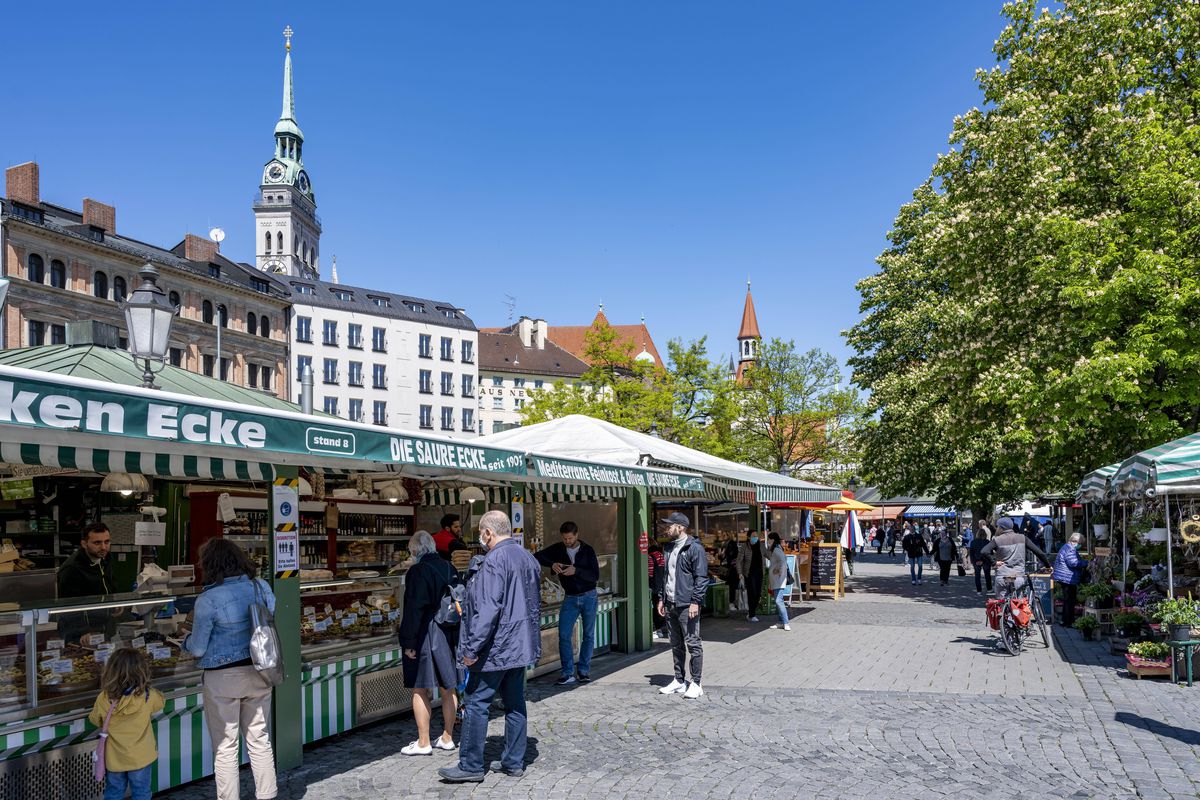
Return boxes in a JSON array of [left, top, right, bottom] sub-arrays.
[[756, 484, 841, 504], [1115, 430, 1200, 496], [530, 481, 626, 503], [0, 442, 275, 482], [421, 487, 512, 506], [1076, 462, 1119, 501]]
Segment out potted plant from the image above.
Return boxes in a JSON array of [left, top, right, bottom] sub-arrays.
[[1112, 610, 1146, 639], [1127, 640, 1170, 661], [1078, 582, 1116, 609], [1125, 640, 1173, 678], [1152, 597, 1200, 642], [1074, 615, 1099, 641]]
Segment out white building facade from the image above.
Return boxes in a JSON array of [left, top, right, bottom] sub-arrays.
[[478, 318, 589, 435]]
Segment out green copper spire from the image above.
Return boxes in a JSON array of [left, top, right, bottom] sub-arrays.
[[275, 25, 303, 140]]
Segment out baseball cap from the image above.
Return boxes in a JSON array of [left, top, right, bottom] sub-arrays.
[[997, 518, 1015, 531], [659, 511, 690, 527]]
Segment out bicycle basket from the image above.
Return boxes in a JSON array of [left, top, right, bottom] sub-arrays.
[[1011, 598, 1033, 627], [985, 598, 1004, 630]]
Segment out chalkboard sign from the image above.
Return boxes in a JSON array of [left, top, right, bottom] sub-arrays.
[[809, 544, 840, 591]]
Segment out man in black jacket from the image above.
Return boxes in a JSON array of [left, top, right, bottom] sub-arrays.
[[56, 522, 114, 642], [534, 521, 600, 686], [902, 524, 930, 586], [656, 511, 708, 699]]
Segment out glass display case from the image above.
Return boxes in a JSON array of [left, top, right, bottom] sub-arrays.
[[537, 553, 619, 611], [299, 573, 404, 664]]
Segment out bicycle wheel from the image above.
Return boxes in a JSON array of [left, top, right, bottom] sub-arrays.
[[1030, 595, 1050, 648], [1000, 605, 1022, 655]]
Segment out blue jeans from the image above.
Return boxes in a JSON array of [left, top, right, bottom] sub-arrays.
[[458, 667, 527, 774], [557, 590, 598, 677], [772, 588, 790, 625], [909, 558, 924, 582], [104, 764, 153, 800]]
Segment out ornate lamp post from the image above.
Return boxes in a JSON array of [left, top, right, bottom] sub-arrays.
[[120, 265, 175, 389]]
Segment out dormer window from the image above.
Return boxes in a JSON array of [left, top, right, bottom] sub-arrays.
[[293, 284, 315, 295], [208, 265, 221, 279], [439, 308, 457, 319], [332, 290, 353, 302], [370, 296, 391, 308], [251, 277, 270, 294], [407, 302, 425, 313]]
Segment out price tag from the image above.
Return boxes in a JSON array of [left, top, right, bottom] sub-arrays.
[[314, 619, 329, 632], [94, 650, 111, 664], [95, 642, 113, 653], [347, 613, 358, 625], [149, 647, 172, 661], [369, 612, 382, 624], [41, 648, 60, 660], [323, 604, 333, 614], [132, 637, 146, 650], [340, 617, 353, 629], [334, 610, 344, 620], [387, 610, 399, 622], [45, 638, 64, 650], [305, 611, 316, 622], [351, 601, 362, 611], [83, 633, 106, 647], [302, 606, 315, 617], [47, 658, 74, 674]]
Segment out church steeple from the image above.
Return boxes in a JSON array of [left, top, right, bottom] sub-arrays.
[[735, 280, 761, 382], [255, 25, 321, 280]]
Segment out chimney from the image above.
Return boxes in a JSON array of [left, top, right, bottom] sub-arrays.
[[183, 233, 218, 263], [533, 319, 547, 350], [517, 317, 533, 348], [5, 162, 39, 206], [82, 199, 116, 233]]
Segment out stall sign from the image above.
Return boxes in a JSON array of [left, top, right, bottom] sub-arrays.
[[511, 501, 525, 546], [272, 479, 300, 577], [0, 373, 529, 476], [531, 455, 704, 493], [0, 478, 34, 500], [638, 531, 649, 555], [134, 521, 166, 546]]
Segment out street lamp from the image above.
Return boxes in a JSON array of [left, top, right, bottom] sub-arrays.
[[120, 265, 175, 389]]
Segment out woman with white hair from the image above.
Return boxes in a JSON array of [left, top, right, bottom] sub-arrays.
[[1051, 531, 1089, 629], [397, 529, 461, 755]]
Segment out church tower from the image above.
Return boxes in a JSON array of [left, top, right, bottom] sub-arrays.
[[735, 280, 761, 383], [255, 26, 322, 280]]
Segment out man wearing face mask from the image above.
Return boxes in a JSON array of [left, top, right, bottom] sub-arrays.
[[735, 527, 769, 622], [657, 512, 708, 699], [440, 510, 542, 783]]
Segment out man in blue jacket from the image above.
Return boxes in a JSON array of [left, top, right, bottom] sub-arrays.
[[535, 521, 601, 686], [657, 511, 709, 699], [1052, 532, 1089, 628], [439, 510, 542, 783]]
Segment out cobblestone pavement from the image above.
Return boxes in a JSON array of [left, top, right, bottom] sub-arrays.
[[163, 554, 1200, 800]]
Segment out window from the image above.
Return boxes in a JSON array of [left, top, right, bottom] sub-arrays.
[[260, 366, 272, 392], [461, 340, 474, 363], [247, 364, 259, 388], [323, 358, 338, 385], [348, 362, 363, 387], [373, 401, 387, 426], [169, 290, 181, 309], [9, 203, 43, 223], [347, 324, 362, 349], [462, 374, 474, 397], [406, 302, 425, 313], [418, 334, 432, 358], [440, 337, 453, 361], [85, 227, 104, 242], [372, 364, 386, 389], [534, 379, 544, 389], [491, 376, 503, 387], [372, 327, 386, 352], [27, 320, 45, 346], [50, 324, 65, 345], [348, 398, 363, 422], [277, 231, 284, 252], [49, 259, 66, 289], [296, 355, 312, 379], [294, 283, 315, 295], [27, 254, 44, 283], [264, 232, 272, 252], [419, 369, 432, 394], [169, 348, 183, 367], [419, 405, 433, 429], [493, 421, 505, 434], [331, 290, 353, 302], [260, 316, 270, 338], [371, 296, 390, 308], [323, 397, 339, 415], [203, 355, 214, 377], [202, 300, 214, 324], [220, 358, 230, 381], [94, 271, 109, 299], [441, 372, 454, 396], [440, 308, 457, 319], [296, 316, 312, 342], [251, 277, 270, 294], [462, 408, 474, 432], [208, 265, 221, 279], [322, 319, 338, 346], [247, 312, 258, 334], [441, 407, 454, 431], [113, 276, 127, 302], [514, 378, 525, 389], [217, 304, 228, 328], [492, 396, 503, 410]]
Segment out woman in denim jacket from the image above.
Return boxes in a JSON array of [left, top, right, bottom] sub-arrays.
[[182, 539, 277, 800]]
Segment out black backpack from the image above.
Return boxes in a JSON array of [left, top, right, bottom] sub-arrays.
[[434, 577, 466, 627]]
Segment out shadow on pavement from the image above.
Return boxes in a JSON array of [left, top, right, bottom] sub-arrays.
[[1113, 712, 1200, 746], [950, 634, 1010, 657]]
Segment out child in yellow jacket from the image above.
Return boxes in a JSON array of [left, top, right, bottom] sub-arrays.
[[89, 648, 164, 800]]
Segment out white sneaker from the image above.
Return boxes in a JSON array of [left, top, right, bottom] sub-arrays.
[[659, 678, 687, 694], [401, 741, 433, 756], [433, 736, 456, 751], [749, 616, 760, 623], [783, 624, 791, 631], [683, 682, 704, 699]]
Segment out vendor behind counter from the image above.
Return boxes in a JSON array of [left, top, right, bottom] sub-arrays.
[[56, 521, 116, 641]]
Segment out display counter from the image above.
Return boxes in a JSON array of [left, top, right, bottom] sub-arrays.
[[531, 553, 623, 677]]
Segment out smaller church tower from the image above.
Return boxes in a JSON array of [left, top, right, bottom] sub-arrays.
[[254, 26, 322, 280], [735, 280, 761, 383]]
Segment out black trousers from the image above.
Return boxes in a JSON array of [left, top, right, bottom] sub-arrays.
[[665, 603, 703, 683], [938, 560, 952, 583], [725, 566, 741, 602], [744, 571, 763, 617], [974, 561, 992, 592], [1060, 582, 1079, 627]]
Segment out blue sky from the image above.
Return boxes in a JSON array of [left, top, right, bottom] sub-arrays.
[[2, 2, 1005, 369]]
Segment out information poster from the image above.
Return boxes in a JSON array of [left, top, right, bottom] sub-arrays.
[[273, 481, 300, 576], [511, 501, 525, 547]]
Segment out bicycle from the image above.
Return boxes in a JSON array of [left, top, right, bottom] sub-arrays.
[[996, 574, 1050, 655]]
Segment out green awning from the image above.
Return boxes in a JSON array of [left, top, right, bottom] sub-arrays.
[[529, 481, 627, 503], [0, 442, 274, 482], [421, 487, 512, 506]]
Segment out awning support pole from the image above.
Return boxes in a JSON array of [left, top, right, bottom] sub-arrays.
[[270, 465, 303, 771]]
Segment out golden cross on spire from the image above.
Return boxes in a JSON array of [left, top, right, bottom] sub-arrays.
[[283, 25, 294, 51]]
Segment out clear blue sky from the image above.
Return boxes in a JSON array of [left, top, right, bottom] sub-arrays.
[[2, 2, 1005, 369]]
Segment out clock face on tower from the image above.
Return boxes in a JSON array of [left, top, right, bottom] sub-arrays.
[[297, 171, 310, 194], [264, 259, 285, 274], [266, 163, 285, 183]]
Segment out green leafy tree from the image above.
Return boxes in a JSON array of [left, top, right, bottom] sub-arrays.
[[846, 0, 1200, 517]]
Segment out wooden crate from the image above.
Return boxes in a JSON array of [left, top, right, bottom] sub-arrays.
[[1124, 655, 1172, 680]]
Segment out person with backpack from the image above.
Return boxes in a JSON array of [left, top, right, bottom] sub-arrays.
[[766, 532, 792, 631], [534, 521, 601, 686], [398, 530, 461, 755]]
